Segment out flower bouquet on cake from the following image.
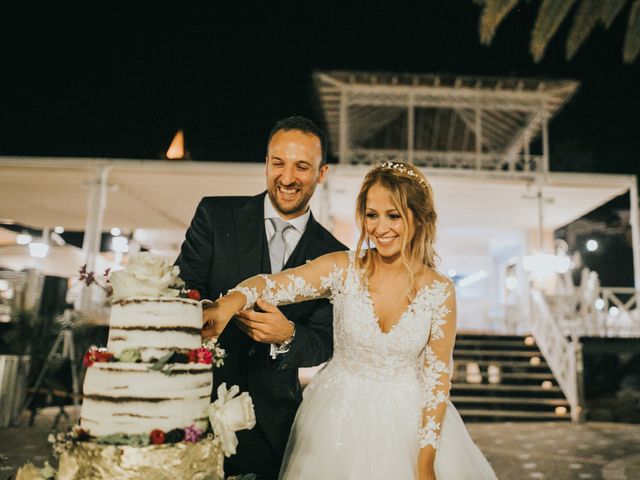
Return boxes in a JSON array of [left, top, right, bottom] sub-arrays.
[[16, 253, 256, 480]]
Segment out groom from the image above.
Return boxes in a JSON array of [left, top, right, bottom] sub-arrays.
[[175, 116, 346, 479]]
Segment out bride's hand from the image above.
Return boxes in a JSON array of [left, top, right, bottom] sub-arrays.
[[418, 467, 436, 480], [201, 291, 247, 340]]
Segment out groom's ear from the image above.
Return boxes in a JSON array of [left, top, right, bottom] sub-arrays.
[[317, 164, 329, 184]]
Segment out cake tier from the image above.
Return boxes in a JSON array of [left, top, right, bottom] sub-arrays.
[[108, 297, 202, 361], [56, 437, 224, 480], [80, 362, 212, 436]]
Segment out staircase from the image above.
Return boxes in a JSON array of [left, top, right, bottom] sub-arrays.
[[451, 333, 572, 421]]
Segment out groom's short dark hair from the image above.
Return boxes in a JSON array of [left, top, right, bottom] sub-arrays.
[[267, 116, 328, 167]]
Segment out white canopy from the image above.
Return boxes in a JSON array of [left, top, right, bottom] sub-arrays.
[[0, 156, 631, 236]]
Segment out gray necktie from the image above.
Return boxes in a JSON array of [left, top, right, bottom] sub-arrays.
[[269, 218, 293, 273]]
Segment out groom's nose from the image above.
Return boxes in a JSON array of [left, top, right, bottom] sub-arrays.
[[279, 165, 296, 185]]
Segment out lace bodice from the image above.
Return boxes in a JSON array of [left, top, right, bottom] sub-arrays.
[[229, 250, 456, 451]]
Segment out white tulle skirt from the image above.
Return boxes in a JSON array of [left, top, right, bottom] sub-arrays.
[[278, 365, 497, 480]]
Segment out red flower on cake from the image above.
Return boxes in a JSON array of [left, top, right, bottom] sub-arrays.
[[187, 289, 201, 301], [150, 429, 166, 445], [188, 347, 213, 365], [83, 347, 114, 367]]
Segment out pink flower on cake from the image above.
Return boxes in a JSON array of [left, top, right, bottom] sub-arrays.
[[187, 289, 201, 300], [183, 424, 204, 443], [149, 429, 166, 445], [188, 347, 213, 365], [82, 347, 114, 367]]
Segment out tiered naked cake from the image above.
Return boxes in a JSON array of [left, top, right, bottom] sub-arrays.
[[17, 253, 255, 480]]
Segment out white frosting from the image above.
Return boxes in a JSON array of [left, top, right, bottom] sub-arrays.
[[107, 298, 202, 361], [81, 362, 212, 436]]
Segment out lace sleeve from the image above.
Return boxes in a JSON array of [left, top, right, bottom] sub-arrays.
[[228, 251, 349, 310], [418, 279, 457, 451]]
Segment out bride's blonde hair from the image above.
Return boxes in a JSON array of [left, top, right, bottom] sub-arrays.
[[354, 162, 438, 290]]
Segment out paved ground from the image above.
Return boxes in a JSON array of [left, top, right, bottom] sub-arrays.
[[1, 407, 639, 479]]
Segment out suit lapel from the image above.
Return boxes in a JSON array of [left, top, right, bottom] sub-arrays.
[[234, 192, 270, 280]]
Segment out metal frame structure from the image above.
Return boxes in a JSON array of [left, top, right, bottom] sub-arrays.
[[314, 71, 578, 173]]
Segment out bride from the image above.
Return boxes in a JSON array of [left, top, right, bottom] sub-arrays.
[[205, 162, 497, 479]]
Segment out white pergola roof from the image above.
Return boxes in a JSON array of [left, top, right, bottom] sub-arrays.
[[313, 71, 579, 171], [0, 157, 631, 236]]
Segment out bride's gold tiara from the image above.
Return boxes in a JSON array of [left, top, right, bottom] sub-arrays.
[[377, 161, 430, 191]]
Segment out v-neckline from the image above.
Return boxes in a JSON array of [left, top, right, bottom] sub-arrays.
[[363, 282, 430, 335]]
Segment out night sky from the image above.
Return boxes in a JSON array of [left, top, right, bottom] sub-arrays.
[[1, 1, 639, 174]]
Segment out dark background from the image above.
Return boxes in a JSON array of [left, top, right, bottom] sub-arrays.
[[1, 1, 638, 172]]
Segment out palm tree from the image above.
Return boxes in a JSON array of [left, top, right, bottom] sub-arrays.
[[475, 0, 640, 64]]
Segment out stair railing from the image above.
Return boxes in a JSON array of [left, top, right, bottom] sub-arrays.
[[529, 289, 581, 421]]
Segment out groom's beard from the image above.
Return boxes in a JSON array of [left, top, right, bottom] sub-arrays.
[[267, 181, 315, 218]]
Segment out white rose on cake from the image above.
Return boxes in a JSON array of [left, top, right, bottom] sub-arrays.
[[110, 252, 183, 299], [208, 383, 256, 457]]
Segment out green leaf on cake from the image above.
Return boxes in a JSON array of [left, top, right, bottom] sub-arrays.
[[119, 348, 142, 363], [96, 433, 150, 447], [149, 352, 176, 373]]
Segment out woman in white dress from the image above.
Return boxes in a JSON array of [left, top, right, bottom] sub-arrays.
[[206, 162, 497, 479]]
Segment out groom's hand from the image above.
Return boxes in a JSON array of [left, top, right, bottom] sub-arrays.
[[234, 299, 295, 344]]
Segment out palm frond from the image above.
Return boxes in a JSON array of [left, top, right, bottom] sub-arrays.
[[478, 0, 520, 45], [599, 0, 630, 28], [566, 0, 604, 60], [531, 0, 578, 62], [623, 0, 640, 63]]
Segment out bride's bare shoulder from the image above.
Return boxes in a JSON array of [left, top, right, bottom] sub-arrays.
[[417, 268, 453, 290]]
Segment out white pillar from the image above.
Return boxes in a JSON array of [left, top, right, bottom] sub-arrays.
[[407, 96, 415, 165], [339, 89, 348, 164], [80, 164, 109, 311], [629, 177, 640, 290], [474, 105, 482, 170], [541, 113, 550, 174]]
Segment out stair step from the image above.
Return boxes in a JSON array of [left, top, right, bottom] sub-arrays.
[[457, 409, 572, 420], [457, 334, 529, 342], [457, 372, 556, 381], [453, 359, 549, 369], [451, 396, 569, 406], [454, 349, 541, 357], [455, 339, 537, 349], [452, 383, 562, 393]]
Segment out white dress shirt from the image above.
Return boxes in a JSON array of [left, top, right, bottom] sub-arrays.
[[263, 194, 310, 266], [263, 194, 311, 358]]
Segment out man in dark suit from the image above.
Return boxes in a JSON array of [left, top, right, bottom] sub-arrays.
[[175, 116, 347, 479]]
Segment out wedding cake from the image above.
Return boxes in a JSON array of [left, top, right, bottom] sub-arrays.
[[17, 253, 255, 480]]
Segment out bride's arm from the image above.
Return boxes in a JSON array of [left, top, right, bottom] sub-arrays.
[[203, 251, 349, 334], [417, 278, 457, 479]]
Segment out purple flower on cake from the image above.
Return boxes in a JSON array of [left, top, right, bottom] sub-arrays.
[[183, 424, 204, 443]]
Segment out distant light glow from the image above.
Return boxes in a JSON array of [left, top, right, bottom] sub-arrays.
[[447, 269, 457, 278], [458, 270, 487, 288], [54, 226, 65, 234], [609, 306, 619, 316], [112, 236, 129, 253], [505, 276, 518, 291], [524, 336, 535, 346], [16, 233, 32, 245], [542, 381, 553, 390], [166, 130, 185, 160], [29, 242, 49, 258], [586, 239, 598, 252], [111, 227, 122, 237], [530, 356, 541, 366], [594, 298, 605, 310], [555, 406, 568, 416]]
